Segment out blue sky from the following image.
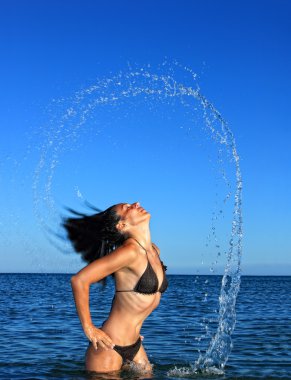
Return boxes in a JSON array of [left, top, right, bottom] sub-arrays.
[[1, 0, 291, 275]]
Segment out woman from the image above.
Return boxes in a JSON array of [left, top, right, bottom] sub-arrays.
[[63, 202, 168, 374]]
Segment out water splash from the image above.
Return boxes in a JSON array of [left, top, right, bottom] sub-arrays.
[[168, 364, 224, 377], [33, 59, 243, 373]]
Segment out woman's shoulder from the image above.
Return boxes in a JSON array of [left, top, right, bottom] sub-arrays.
[[122, 238, 144, 255], [152, 242, 160, 255], [123, 238, 160, 255], [123, 238, 139, 249]]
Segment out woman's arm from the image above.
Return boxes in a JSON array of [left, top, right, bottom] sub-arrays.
[[71, 277, 116, 350], [70, 242, 137, 349], [70, 277, 92, 330], [72, 241, 137, 285]]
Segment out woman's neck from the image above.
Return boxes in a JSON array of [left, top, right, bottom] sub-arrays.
[[128, 225, 152, 250]]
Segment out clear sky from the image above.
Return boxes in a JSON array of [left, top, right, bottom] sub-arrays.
[[1, 0, 290, 275]]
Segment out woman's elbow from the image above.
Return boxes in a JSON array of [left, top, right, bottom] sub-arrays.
[[71, 275, 90, 289], [71, 275, 82, 287], [71, 275, 77, 283]]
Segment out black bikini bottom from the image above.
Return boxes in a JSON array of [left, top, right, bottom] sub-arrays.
[[98, 319, 142, 363], [88, 336, 142, 363], [113, 336, 142, 363]]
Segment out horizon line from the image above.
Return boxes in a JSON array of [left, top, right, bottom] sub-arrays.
[[1, 272, 290, 277]]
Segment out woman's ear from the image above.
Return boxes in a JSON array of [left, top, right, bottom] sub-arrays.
[[116, 221, 127, 232]]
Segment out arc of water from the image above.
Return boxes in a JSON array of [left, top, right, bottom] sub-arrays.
[[33, 62, 242, 372]]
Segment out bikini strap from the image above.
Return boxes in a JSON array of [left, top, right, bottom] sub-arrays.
[[152, 244, 159, 255], [132, 238, 159, 257], [131, 237, 148, 254], [115, 289, 134, 292]]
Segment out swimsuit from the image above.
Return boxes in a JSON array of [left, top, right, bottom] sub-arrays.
[[112, 240, 168, 362], [115, 238, 168, 295], [113, 336, 142, 363], [94, 240, 168, 363]]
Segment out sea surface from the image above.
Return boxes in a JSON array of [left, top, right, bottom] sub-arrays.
[[0, 274, 290, 379]]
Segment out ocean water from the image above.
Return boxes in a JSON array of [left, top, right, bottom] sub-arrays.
[[0, 274, 290, 379]]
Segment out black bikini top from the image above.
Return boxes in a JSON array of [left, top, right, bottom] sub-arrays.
[[115, 239, 168, 295]]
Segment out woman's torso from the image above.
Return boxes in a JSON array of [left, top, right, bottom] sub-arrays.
[[100, 240, 168, 345]]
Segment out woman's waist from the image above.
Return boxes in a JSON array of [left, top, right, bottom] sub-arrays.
[[101, 315, 143, 345]]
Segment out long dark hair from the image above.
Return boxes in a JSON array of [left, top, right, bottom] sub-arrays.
[[62, 203, 128, 286]]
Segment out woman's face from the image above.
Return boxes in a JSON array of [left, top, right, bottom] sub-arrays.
[[114, 202, 150, 228]]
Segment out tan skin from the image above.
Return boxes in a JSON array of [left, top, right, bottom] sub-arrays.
[[71, 202, 166, 374]]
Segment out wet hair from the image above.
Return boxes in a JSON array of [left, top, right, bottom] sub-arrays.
[[62, 204, 128, 286]]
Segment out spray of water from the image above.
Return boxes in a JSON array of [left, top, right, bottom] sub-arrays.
[[33, 59, 242, 374]]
